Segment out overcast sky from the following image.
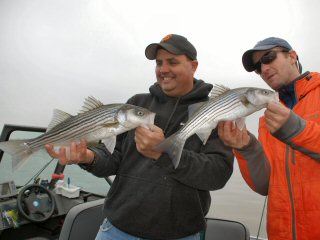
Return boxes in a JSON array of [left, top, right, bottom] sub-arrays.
[[1, 0, 319, 134]]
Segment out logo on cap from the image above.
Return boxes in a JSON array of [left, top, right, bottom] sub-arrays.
[[161, 34, 173, 42]]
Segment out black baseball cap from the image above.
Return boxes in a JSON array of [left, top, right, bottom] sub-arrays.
[[145, 34, 197, 60], [242, 37, 293, 72]]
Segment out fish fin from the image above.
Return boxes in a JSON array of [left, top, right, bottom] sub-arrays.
[[102, 136, 117, 153], [209, 84, 230, 99], [239, 95, 250, 106], [188, 102, 206, 119], [52, 145, 73, 160], [195, 122, 217, 145], [47, 109, 73, 131], [196, 131, 212, 145], [154, 133, 185, 169], [235, 117, 246, 130], [79, 96, 104, 113], [0, 140, 35, 171]]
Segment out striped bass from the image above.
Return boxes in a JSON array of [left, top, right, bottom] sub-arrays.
[[0, 97, 155, 170], [155, 85, 278, 169]]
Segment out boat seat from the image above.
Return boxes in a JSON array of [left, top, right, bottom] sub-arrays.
[[58, 199, 250, 240], [58, 199, 105, 240], [205, 218, 250, 240]]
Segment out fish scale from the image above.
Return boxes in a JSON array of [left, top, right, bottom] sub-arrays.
[[155, 85, 279, 169], [0, 97, 155, 170], [29, 106, 118, 148], [184, 91, 242, 134]]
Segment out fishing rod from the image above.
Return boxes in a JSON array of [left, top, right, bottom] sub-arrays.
[[255, 196, 268, 240], [24, 157, 56, 187]]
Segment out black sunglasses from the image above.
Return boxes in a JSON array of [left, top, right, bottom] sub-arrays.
[[254, 49, 289, 74]]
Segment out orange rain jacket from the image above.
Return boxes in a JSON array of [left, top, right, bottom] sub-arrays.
[[235, 72, 320, 240]]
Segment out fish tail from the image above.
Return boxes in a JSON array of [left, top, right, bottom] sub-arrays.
[[155, 133, 186, 169], [0, 140, 34, 171]]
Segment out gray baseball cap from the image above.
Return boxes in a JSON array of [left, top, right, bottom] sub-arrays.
[[145, 34, 197, 60], [242, 37, 293, 72]]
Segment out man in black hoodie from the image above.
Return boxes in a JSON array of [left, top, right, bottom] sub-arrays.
[[46, 34, 234, 240]]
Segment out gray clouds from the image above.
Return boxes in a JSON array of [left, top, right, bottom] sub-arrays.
[[1, 0, 319, 135]]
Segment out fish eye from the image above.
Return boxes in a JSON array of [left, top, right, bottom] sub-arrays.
[[136, 110, 144, 116]]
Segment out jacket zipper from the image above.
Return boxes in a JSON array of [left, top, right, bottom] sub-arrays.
[[285, 145, 296, 240]]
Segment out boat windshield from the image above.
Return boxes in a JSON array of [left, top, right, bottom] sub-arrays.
[[0, 126, 110, 197]]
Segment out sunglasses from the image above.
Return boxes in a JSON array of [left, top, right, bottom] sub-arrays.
[[254, 49, 289, 74]]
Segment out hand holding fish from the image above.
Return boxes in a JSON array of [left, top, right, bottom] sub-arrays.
[[134, 125, 164, 160], [45, 139, 95, 165], [154, 85, 279, 168], [264, 101, 290, 133], [217, 121, 250, 149], [0, 97, 155, 170]]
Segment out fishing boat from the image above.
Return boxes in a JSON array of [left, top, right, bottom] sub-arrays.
[[0, 124, 267, 240]]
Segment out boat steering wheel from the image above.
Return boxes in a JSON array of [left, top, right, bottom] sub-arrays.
[[17, 184, 55, 223]]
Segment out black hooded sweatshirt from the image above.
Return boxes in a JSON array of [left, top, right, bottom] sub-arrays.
[[84, 79, 234, 239]]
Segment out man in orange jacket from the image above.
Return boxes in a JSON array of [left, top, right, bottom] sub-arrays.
[[218, 37, 320, 240]]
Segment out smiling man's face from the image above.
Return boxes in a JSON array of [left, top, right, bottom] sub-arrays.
[[155, 49, 198, 97]]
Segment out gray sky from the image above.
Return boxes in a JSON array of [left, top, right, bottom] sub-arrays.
[[1, 0, 319, 134]]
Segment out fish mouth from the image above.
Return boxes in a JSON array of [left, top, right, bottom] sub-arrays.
[[140, 112, 156, 129]]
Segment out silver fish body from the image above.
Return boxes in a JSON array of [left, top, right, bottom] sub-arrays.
[[155, 85, 279, 169], [0, 97, 155, 170]]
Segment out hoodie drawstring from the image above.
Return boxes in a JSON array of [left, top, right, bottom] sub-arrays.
[[163, 97, 181, 135]]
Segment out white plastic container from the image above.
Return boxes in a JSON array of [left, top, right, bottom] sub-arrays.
[[55, 180, 80, 198]]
